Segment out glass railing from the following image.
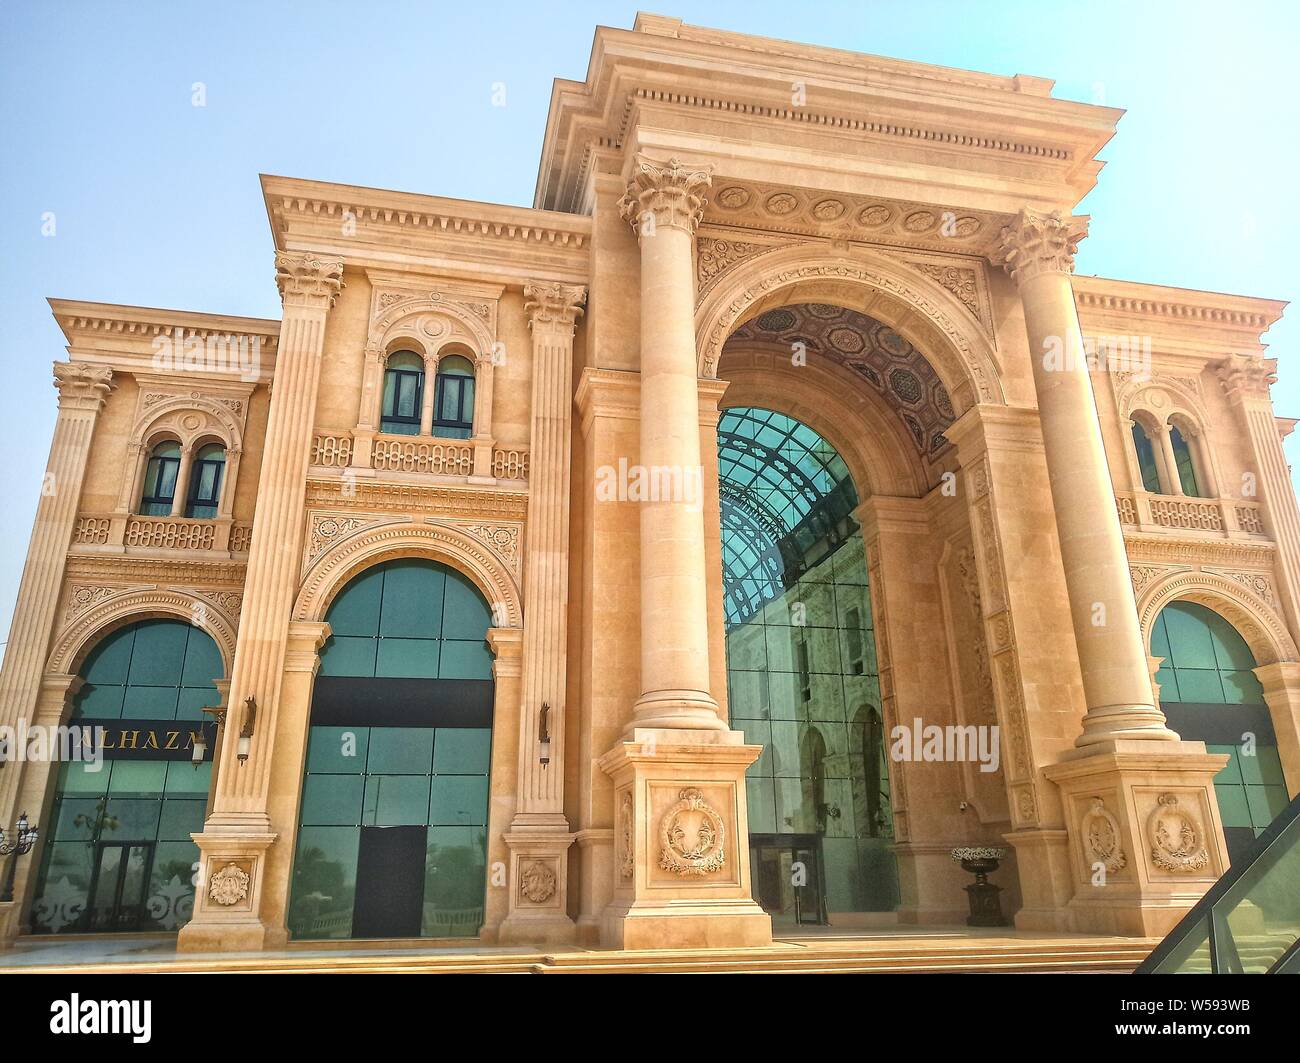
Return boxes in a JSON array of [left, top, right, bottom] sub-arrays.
[[1137, 790, 1300, 973]]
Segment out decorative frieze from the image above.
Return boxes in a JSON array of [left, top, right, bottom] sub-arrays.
[[305, 477, 528, 522]]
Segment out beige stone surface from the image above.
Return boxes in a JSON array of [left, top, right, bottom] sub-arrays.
[[1, 13, 1295, 953]]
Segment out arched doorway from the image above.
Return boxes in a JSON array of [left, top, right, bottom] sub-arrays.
[[287, 558, 494, 940], [1153, 600, 1289, 864], [719, 405, 899, 926], [30, 618, 223, 934]]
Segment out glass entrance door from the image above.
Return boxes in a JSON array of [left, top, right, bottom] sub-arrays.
[[749, 834, 826, 927], [85, 843, 153, 932]]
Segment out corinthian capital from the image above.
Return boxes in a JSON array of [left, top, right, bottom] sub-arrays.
[[1217, 353, 1277, 402], [53, 362, 113, 411], [619, 155, 713, 237], [524, 282, 588, 335], [274, 252, 345, 310], [994, 209, 1088, 286]]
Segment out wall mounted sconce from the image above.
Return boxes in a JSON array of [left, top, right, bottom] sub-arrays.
[[538, 702, 551, 767], [192, 705, 228, 769], [237, 696, 257, 765]]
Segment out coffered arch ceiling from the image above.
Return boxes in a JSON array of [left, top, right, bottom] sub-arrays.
[[723, 303, 955, 461]]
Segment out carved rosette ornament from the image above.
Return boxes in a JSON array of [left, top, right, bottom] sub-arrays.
[[274, 252, 345, 309], [1147, 793, 1210, 873], [658, 788, 726, 877], [207, 862, 251, 906], [1082, 797, 1127, 873], [523, 282, 587, 336], [519, 860, 557, 903], [619, 155, 713, 237], [53, 362, 114, 411], [993, 208, 1089, 287]]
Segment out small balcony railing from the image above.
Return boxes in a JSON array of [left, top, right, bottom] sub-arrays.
[[72, 515, 252, 555], [1115, 491, 1267, 538], [309, 430, 529, 484]]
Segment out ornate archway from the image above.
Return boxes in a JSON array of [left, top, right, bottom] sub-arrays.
[[293, 518, 523, 628], [695, 243, 1005, 414]]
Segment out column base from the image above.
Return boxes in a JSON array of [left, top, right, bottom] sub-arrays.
[[176, 828, 278, 954], [1043, 740, 1230, 937], [598, 727, 772, 950], [495, 819, 577, 946], [628, 688, 727, 733]]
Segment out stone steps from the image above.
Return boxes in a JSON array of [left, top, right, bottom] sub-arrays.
[[3, 935, 1156, 975]]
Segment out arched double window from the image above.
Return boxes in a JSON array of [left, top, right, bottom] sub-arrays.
[[1129, 414, 1210, 498], [432, 355, 475, 439], [185, 444, 226, 519], [140, 442, 182, 515], [380, 351, 424, 436]]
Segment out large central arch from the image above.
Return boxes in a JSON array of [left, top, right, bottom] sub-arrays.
[[695, 243, 1005, 415]]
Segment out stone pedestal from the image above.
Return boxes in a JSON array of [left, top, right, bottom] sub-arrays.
[[1043, 741, 1230, 936], [598, 728, 772, 950], [177, 830, 277, 952], [496, 820, 578, 945]]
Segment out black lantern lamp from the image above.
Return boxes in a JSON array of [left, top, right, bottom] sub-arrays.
[[538, 703, 551, 767], [193, 705, 229, 769], [0, 811, 39, 903]]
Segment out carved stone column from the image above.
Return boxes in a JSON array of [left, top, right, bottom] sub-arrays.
[[170, 443, 195, 517], [419, 351, 440, 438], [619, 155, 723, 732], [998, 212, 1230, 934], [496, 282, 586, 944], [1155, 425, 1185, 496], [0, 364, 112, 844], [469, 349, 497, 483], [996, 209, 1175, 746], [179, 252, 343, 952], [1252, 662, 1300, 798], [596, 158, 770, 949], [1218, 355, 1300, 635]]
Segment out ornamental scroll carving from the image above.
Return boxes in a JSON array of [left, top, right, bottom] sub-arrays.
[[1082, 797, 1127, 873], [208, 862, 250, 906], [620, 155, 713, 236], [658, 788, 726, 877], [1147, 793, 1210, 873], [619, 791, 635, 880], [993, 209, 1088, 286]]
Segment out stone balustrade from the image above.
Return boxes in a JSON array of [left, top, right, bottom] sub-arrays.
[[1115, 491, 1267, 537], [308, 430, 529, 483], [70, 514, 252, 555]]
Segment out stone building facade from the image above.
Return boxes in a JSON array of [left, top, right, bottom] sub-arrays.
[[0, 14, 1296, 952]]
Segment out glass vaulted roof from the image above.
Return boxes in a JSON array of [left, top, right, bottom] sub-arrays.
[[718, 407, 860, 627]]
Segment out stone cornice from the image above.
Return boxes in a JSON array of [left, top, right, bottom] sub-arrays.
[[1122, 534, 1276, 569], [262, 174, 590, 285], [536, 17, 1121, 215], [50, 300, 281, 347]]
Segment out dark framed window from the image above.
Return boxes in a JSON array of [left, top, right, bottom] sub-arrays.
[[1130, 422, 1162, 494], [432, 355, 475, 439], [381, 351, 424, 436], [184, 443, 226, 519], [1170, 424, 1202, 497], [140, 441, 182, 515]]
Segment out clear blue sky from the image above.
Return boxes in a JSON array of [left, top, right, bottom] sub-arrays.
[[1, 0, 1298, 644]]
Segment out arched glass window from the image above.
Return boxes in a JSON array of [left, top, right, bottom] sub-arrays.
[[184, 444, 225, 519], [140, 441, 182, 515], [289, 559, 495, 941], [380, 352, 424, 436], [1131, 422, 1162, 494], [1153, 601, 1288, 864], [31, 619, 223, 934], [432, 355, 475, 439], [720, 406, 897, 919], [1169, 424, 1202, 497]]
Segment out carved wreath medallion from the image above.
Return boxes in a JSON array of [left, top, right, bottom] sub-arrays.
[[519, 860, 557, 903], [208, 862, 250, 906], [658, 788, 726, 877], [1082, 797, 1127, 873], [1147, 794, 1210, 873]]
